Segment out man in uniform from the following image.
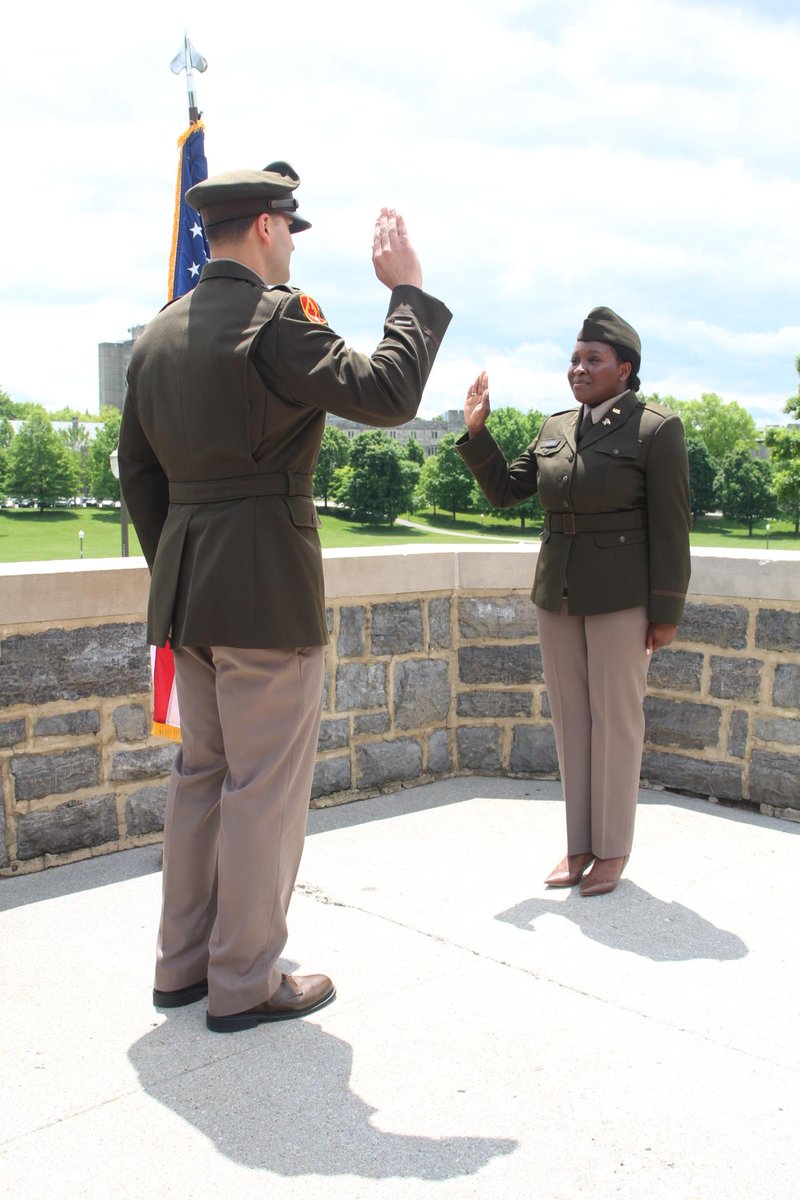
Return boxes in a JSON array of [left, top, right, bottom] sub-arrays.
[[119, 162, 451, 1032]]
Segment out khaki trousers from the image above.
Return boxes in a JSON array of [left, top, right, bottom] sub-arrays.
[[154, 644, 325, 1016], [535, 603, 650, 859]]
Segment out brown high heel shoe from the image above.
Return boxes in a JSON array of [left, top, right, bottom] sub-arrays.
[[579, 855, 629, 897], [544, 852, 594, 888]]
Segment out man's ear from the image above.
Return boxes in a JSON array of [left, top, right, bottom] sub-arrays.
[[254, 213, 271, 244]]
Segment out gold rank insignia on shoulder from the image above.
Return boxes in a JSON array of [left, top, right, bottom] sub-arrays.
[[602, 418, 612, 426], [299, 294, 327, 324]]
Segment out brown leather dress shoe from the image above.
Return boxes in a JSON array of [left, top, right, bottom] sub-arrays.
[[206, 972, 336, 1033], [544, 852, 594, 888], [153, 979, 209, 1008], [579, 855, 629, 897]]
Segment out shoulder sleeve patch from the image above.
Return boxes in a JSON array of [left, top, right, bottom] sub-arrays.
[[298, 294, 327, 325]]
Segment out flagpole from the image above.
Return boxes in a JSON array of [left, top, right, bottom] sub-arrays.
[[170, 32, 208, 125], [150, 37, 211, 741]]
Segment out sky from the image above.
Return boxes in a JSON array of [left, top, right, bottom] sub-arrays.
[[2, 0, 800, 426]]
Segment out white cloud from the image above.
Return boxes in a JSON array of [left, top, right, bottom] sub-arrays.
[[2, 0, 799, 422]]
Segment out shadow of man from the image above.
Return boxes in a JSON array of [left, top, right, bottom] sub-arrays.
[[496, 883, 748, 962], [128, 1014, 517, 1180]]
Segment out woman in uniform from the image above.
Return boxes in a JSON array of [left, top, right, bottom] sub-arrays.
[[457, 307, 691, 896]]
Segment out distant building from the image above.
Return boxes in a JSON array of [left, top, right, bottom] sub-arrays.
[[98, 326, 145, 412], [327, 410, 464, 455]]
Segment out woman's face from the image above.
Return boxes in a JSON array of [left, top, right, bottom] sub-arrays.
[[568, 341, 630, 407]]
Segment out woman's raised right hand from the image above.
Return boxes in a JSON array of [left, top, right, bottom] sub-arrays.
[[464, 371, 490, 438]]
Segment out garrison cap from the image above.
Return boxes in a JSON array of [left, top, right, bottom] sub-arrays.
[[577, 306, 641, 374], [185, 161, 311, 233]]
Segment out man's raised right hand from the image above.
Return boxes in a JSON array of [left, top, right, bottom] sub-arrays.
[[372, 207, 423, 290]]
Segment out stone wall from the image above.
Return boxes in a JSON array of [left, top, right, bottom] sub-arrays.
[[1, 547, 798, 875]]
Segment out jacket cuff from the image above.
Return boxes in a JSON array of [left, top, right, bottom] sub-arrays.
[[387, 286, 453, 341], [456, 425, 497, 469], [648, 592, 687, 625]]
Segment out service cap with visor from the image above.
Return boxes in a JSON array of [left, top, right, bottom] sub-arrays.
[[185, 161, 311, 234], [577, 306, 641, 383]]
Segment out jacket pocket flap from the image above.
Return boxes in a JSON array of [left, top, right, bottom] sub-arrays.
[[594, 529, 647, 548], [284, 496, 321, 528], [594, 440, 641, 460]]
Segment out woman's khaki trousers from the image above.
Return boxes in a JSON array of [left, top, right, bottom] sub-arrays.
[[535, 603, 650, 859]]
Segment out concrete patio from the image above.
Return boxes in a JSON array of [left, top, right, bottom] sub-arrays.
[[1, 777, 798, 1200]]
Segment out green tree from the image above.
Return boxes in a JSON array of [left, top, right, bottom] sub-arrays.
[[4, 410, 76, 507], [718, 448, 775, 535], [416, 433, 474, 521], [766, 399, 800, 532], [415, 455, 439, 514], [0, 417, 11, 501], [48, 406, 102, 422], [404, 436, 425, 466], [685, 437, 718, 522], [59, 421, 94, 497], [89, 409, 122, 503], [784, 354, 800, 421], [329, 464, 353, 509], [765, 424, 800, 467], [473, 406, 545, 529], [674, 393, 757, 465], [772, 462, 800, 534], [341, 430, 419, 524], [0, 387, 24, 419], [314, 425, 351, 510]]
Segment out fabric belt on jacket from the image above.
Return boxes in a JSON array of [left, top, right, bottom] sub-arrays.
[[169, 472, 314, 504], [545, 509, 647, 536]]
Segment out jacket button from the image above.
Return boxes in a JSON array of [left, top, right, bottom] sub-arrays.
[[619, 535, 626, 543], [567, 453, 574, 462], [612, 448, 620, 455], [561, 475, 568, 483], [562, 501, 569, 509]]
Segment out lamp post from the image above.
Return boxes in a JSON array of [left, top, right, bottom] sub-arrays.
[[108, 446, 130, 557], [766, 521, 771, 550], [78, 529, 84, 559]]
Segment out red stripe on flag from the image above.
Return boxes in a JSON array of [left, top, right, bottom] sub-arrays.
[[152, 643, 176, 726]]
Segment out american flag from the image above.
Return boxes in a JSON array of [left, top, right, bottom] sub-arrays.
[[168, 122, 210, 300], [152, 121, 209, 739]]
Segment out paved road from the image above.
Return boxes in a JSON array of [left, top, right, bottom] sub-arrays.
[[1, 777, 797, 1199]]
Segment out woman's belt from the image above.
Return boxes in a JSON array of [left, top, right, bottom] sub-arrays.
[[545, 509, 646, 535], [169, 472, 314, 503]]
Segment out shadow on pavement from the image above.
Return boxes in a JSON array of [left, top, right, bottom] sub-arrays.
[[496, 882, 748, 962], [128, 1015, 517, 1179], [0, 843, 163, 912]]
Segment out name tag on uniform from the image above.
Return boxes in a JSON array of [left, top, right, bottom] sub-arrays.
[[541, 439, 560, 448]]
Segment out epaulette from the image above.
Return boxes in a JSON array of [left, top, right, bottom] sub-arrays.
[[640, 399, 677, 420]]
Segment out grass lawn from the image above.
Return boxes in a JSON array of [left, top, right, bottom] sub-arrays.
[[1, 506, 797, 564], [0, 508, 143, 562], [410, 510, 800, 551], [689, 515, 800, 550]]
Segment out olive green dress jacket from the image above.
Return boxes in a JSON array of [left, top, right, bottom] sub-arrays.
[[119, 260, 451, 648], [457, 392, 691, 625]]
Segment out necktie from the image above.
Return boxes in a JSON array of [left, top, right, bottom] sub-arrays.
[[576, 406, 593, 443]]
